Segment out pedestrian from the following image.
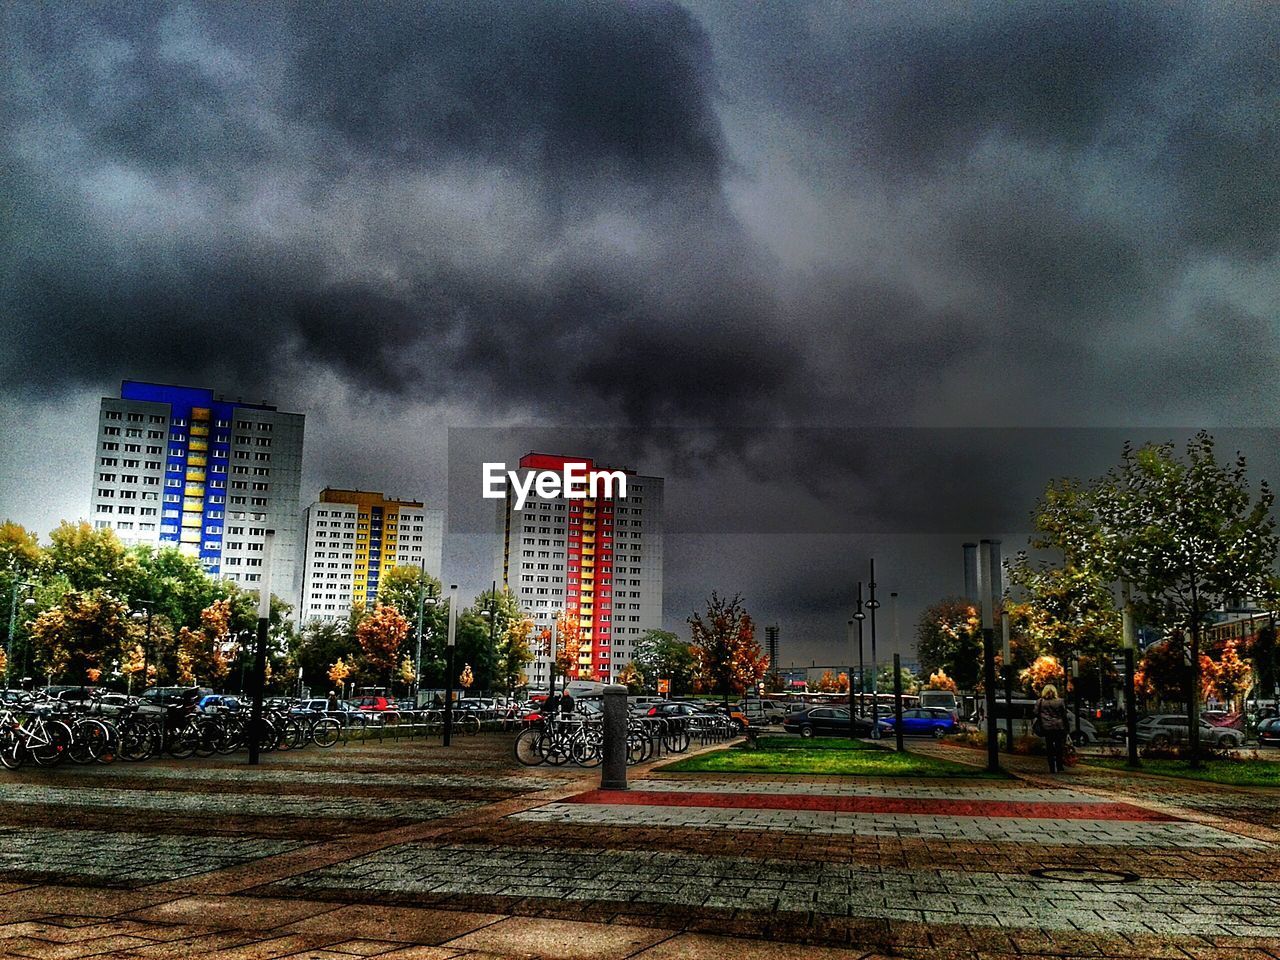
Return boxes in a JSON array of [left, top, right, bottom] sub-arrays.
[[1035, 684, 1070, 773], [327, 690, 339, 713], [560, 690, 575, 717]]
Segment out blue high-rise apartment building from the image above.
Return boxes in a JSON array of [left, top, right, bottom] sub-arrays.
[[90, 381, 305, 602]]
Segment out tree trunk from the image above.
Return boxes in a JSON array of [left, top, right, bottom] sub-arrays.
[[1187, 619, 1201, 768]]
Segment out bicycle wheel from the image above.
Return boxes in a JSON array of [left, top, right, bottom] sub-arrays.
[[0, 727, 24, 770], [311, 718, 341, 748], [192, 719, 220, 758], [167, 721, 199, 759], [118, 721, 158, 762], [514, 727, 546, 766], [461, 714, 480, 736], [68, 719, 111, 764], [31, 720, 73, 766]]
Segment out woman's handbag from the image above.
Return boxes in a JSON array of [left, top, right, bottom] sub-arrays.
[[1031, 715, 1044, 737]]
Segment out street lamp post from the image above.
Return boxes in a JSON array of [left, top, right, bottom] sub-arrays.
[[247, 530, 275, 766], [480, 580, 499, 696], [852, 582, 866, 723], [413, 559, 437, 707], [443, 584, 458, 747], [866, 560, 881, 728], [6, 578, 36, 690], [1071, 653, 1082, 741], [131, 602, 154, 697], [1122, 584, 1140, 768]]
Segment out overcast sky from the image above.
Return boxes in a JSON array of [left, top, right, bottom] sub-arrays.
[[2, 2, 1277, 669]]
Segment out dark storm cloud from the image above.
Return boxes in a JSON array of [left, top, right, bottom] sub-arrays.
[[286, 0, 724, 189]]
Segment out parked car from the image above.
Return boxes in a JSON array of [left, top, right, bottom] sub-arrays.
[[1135, 714, 1244, 749], [353, 695, 393, 712], [197, 694, 242, 713], [141, 687, 205, 713], [974, 698, 1101, 746], [740, 699, 788, 724], [1256, 716, 1280, 745], [783, 706, 876, 739], [876, 708, 957, 739], [89, 692, 140, 718]]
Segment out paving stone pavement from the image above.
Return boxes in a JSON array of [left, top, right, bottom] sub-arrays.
[[0, 781, 485, 821], [0, 826, 301, 884], [0, 734, 1278, 959], [277, 841, 1280, 937]]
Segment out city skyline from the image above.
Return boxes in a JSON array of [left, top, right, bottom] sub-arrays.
[[3, 1, 1277, 665]]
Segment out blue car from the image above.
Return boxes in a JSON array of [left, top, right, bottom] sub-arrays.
[[876, 707, 956, 738]]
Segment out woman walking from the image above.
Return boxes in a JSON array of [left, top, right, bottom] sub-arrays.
[[1035, 684, 1070, 773]]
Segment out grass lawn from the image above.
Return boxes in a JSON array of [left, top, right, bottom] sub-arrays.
[[1087, 755, 1280, 787], [662, 736, 1007, 778]]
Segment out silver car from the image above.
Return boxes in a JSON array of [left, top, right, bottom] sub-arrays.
[[1136, 714, 1243, 749]]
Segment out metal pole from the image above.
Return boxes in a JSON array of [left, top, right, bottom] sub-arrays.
[[867, 560, 880, 728], [976, 541, 1000, 773], [248, 530, 275, 765], [1124, 647, 1139, 768], [6, 580, 18, 690], [414, 556, 427, 706], [1002, 611, 1013, 752], [487, 580, 498, 696], [1072, 654, 1082, 740], [601, 683, 629, 790], [853, 582, 866, 728], [983, 627, 1000, 772], [547, 620, 557, 702], [443, 584, 458, 746], [893, 652, 905, 753]]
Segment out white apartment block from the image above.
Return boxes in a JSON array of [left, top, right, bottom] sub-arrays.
[[90, 381, 305, 603], [300, 489, 444, 623], [494, 453, 663, 688]]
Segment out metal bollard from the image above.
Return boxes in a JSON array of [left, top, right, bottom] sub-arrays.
[[601, 684, 629, 790]]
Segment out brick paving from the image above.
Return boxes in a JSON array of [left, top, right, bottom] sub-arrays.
[[0, 734, 1276, 958]]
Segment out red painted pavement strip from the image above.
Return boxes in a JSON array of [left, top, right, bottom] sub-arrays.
[[563, 789, 1179, 822]]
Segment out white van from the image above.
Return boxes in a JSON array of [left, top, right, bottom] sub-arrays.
[[563, 680, 609, 699]]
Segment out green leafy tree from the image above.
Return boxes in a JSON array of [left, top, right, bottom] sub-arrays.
[[633, 628, 697, 694], [1096, 432, 1279, 761], [293, 619, 361, 694], [1008, 478, 1122, 670], [876, 663, 918, 695], [914, 598, 982, 690], [46, 521, 131, 592], [495, 616, 536, 694]]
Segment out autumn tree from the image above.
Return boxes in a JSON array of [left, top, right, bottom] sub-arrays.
[[925, 669, 958, 692], [328, 656, 353, 692], [553, 609, 583, 680], [357, 603, 411, 682], [458, 663, 474, 690], [616, 662, 644, 693], [1133, 638, 1188, 705], [816, 670, 838, 693], [29, 589, 131, 683], [1019, 654, 1066, 696], [175, 599, 234, 685], [689, 592, 768, 700], [1209, 637, 1252, 708]]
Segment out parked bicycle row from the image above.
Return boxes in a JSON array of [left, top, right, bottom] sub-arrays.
[[513, 712, 740, 767]]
